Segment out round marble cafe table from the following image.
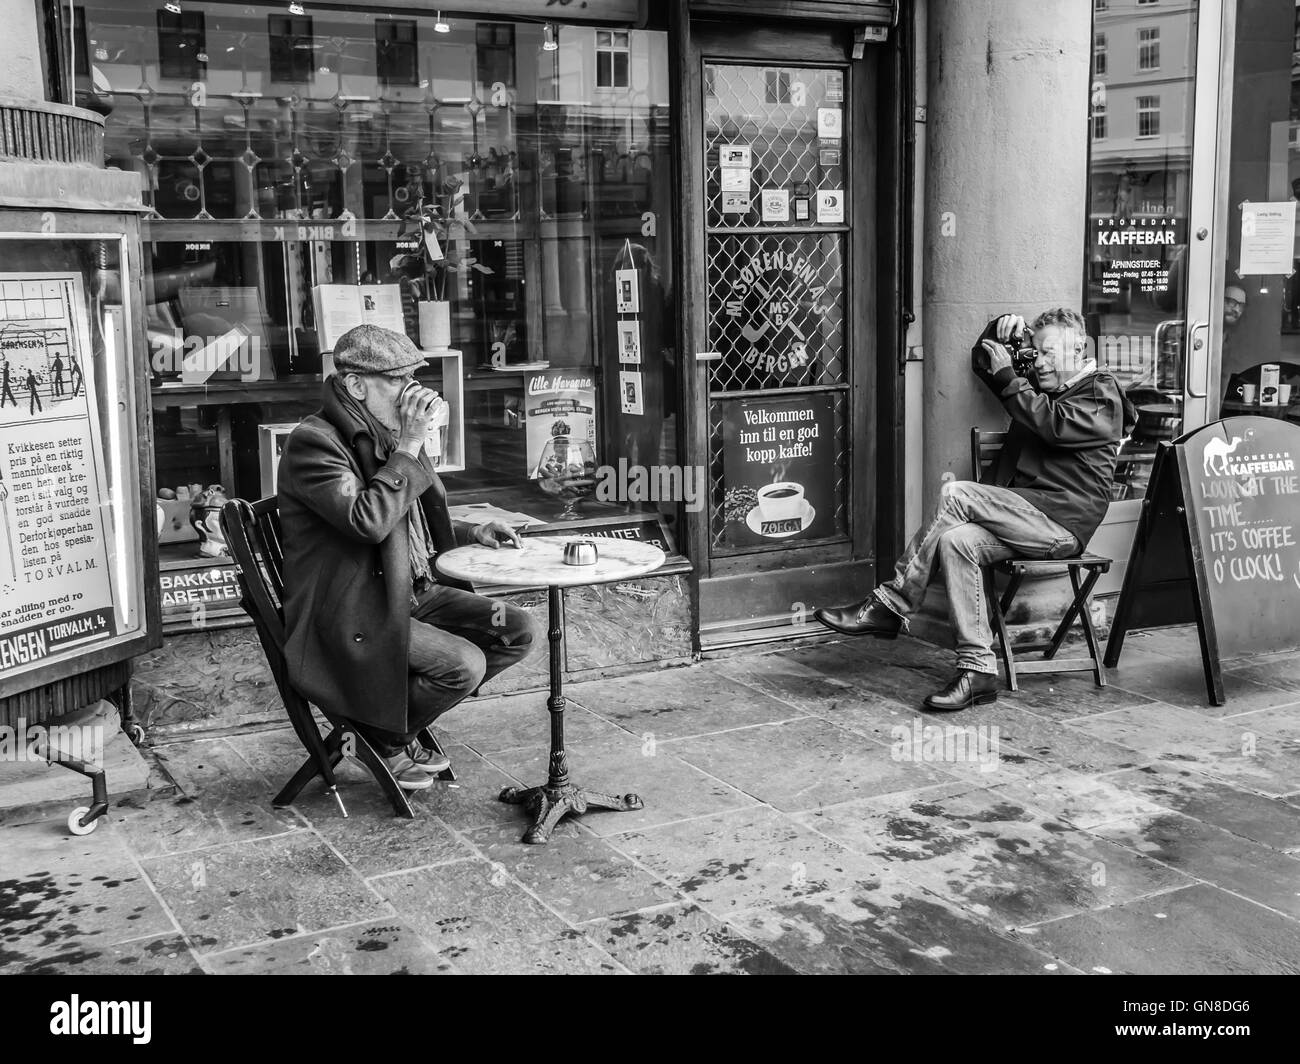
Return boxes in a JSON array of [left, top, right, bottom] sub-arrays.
[[436, 535, 666, 843]]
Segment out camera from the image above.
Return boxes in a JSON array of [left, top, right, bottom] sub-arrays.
[[971, 317, 1036, 380]]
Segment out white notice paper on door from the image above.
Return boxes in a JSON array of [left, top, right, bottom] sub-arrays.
[[1240, 201, 1298, 275], [721, 168, 750, 192], [761, 189, 790, 223], [816, 189, 845, 224]]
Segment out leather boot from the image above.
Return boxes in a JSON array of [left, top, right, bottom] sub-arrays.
[[813, 598, 903, 638], [922, 669, 999, 712]]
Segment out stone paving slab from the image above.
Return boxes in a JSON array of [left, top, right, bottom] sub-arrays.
[[608, 805, 888, 915], [570, 668, 805, 739], [463, 821, 681, 923], [1224, 702, 1300, 743], [0, 819, 177, 972], [587, 903, 799, 975], [783, 641, 1158, 721], [4, 934, 205, 976], [294, 783, 473, 879], [1088, 810, 1300, 919], [1024, 883, 1300, 975], [664, 715, 954, 813], [990, 769, 1170, 831], [436, 689, 630, 756], [203, 919, 454, 975], [794, 782, 1194, 928], [729, 874, 1077, 975], [1067, 704, 1300, 798], [112, 739, 306, 859], [485, 733, 761, 837], [1104, 763, 1300, 853], [140, 831, 389, 954], [374, 858, 627, 975], [1106, 648, 1300, 717]]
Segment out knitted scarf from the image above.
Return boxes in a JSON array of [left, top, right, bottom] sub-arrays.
[[327, 375, 435, 592]]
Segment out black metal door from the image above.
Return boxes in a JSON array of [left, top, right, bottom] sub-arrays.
[[680, 20, 883, 648]]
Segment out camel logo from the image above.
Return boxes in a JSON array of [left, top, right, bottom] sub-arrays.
[[720, 248, 833, 375], [1201, 430, 1295, 480], [1203, 435, 1243, 477]]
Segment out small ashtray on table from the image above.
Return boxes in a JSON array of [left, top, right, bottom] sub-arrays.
[[435, 535, 666, 843]]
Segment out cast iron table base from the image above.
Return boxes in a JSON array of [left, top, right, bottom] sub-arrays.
[[499, 585, 643, 843]]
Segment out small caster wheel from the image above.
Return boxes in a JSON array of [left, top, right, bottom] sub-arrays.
[[126, 723, 146, 746], [67, 806, 98, 836]]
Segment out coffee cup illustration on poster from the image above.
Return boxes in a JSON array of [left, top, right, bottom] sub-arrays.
[[721, 394, 836, 547]]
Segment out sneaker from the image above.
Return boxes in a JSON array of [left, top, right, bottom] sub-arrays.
[[379, 750, 437, 790], [404, 740, 452, 775]]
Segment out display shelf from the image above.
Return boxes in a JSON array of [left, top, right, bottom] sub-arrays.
[[141, 216, 599, 244]]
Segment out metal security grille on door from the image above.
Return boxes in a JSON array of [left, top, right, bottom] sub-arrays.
[[704, 63, 850, 555]]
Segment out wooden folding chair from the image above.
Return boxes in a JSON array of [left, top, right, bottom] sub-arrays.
[[220, 498, 454, 820], [970, 429, 1112, 690]]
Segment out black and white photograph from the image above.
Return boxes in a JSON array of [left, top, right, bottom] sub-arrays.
[[1, 0, 1297, 1034]]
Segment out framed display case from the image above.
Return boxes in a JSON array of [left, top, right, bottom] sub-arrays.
[[0, 219, 159, 697]]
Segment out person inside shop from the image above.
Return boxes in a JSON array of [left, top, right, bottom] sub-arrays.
[[278, 324, 537, 789], [814, 308, 1135, 711]]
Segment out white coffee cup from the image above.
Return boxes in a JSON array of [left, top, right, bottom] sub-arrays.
[[1241, 383, 1257, 403], [1281, 384, 1293, 405], [756, 481, 805, 523]]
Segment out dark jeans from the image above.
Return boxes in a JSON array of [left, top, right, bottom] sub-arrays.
[[358, 583, 537, 756]]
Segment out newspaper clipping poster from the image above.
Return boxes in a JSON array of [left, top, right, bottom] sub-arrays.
[[0, 273, 120, 675]]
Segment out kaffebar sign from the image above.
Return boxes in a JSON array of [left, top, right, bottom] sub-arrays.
[[1105, 417, 1300, 704]]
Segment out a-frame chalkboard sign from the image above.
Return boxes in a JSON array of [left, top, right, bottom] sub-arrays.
[[1104, 416, 1300, 705]]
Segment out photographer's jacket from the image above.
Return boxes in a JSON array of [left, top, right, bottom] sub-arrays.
[[277, 380, 474, 733], [975, 361, 1135, 548]]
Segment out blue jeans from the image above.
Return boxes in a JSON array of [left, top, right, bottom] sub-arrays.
[[875, 480, 1078, 675], [359, 583, 538, 755]]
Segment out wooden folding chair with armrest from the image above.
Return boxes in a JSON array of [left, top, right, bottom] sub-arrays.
[[220, 497, 454, 820], [970, 429, 1112, 690]]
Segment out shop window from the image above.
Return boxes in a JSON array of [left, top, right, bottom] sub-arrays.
[[476, 23, 516, 90], [77, 1, 679, 607], [1095, 0, 1109, 11], [1137, 94, 1161, 137], [764, 69, 791, 105], [1083, 0, 1197, 502], [376, 19, 419, 86], [597, 31, 630, 90], [269, 14, 314, 84], [1137, 0, 1159, 5], [1138, 27, 1160, 72], [156, 9, 205, 81]]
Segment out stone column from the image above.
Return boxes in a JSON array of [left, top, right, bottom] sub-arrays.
[[923, 0, 1092, 500], [916, 0, 1093, 642], [0, 2, 45, 100]]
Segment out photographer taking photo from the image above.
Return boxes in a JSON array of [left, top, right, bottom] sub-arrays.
[[815, 308, 1135, 711]]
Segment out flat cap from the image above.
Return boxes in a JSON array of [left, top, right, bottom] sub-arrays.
[[333, 324, 425, 376]]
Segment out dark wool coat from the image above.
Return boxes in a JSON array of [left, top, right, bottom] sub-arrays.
[[277, 386, 474, 732]]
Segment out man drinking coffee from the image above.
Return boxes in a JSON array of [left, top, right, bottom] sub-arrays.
[[278, 325, 537, 788]]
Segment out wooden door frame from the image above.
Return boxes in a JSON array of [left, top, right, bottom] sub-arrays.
[[669, 0, 905, 646]]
